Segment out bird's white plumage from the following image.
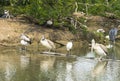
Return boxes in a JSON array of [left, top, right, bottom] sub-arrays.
[[47, 20, 53, 25], [66, 41, 73, 51], [20, 40, 28, 46], [40, 35, 55, 51], [105, 35, 109, 39], [93, 43, 107, 56], [20, 33, 30, 41], [20, 34, 31, 50], [91, 39, 108, 60], [96, 29, 105, 33]]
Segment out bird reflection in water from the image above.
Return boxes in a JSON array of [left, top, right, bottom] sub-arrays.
[[4, 62, 16, 81], [40, 56, 56, 72], [92, 60, 108, 77], [65, 62, 73, 81], [0, 54, 16, 81], [20, 54, 31, 69]]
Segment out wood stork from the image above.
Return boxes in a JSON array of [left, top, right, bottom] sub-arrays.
[[91, 39, 108, 61], [66, 40, 73, 55], [40, 35, 56, 52], [20, 33, 31, 50]]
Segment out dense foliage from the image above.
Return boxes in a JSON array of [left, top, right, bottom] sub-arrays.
[[0, 1, 119, 19], [0, 0, 120, 32], [1, 1, 120, 15], [1, 0, 120, 18]]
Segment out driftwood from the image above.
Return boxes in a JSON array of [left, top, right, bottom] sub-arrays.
[[40, 51, 77, 58], [41, 51, 66, 56], [84, 56, 120, 62], [53, 41, 66, 46], [40, 52, 120, 61]]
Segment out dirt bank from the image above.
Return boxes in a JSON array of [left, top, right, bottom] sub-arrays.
[[0, 18, 74, 45], [0, 16, 120, 46]]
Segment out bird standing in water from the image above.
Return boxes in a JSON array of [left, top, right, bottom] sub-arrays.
[[66, 40, 73, 55], [40, 35, 56, 52], [109, 27, 118, 44], [20, 33, 31, 50], [91, 39, 108, 61]]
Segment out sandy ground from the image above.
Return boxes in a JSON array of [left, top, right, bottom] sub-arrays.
[[0, 16, 120, 46], [0, 18, 74, 45]]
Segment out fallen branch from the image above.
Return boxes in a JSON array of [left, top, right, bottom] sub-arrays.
[[40, 51, 77, 58], [53, 41, 66, 46]]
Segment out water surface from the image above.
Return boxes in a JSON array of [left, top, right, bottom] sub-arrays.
[[0, 42, 120, 81]]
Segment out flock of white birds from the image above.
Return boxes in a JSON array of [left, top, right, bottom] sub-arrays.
[[20, 27, 118, 60], [91, 27, 118, 60], [20, 34, 73, 55]]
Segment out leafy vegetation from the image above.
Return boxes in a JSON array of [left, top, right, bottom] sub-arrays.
[[1, 0, 120, 17], [0, 0, 120, 37]]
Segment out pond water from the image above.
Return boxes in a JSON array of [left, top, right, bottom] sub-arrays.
[[0, 42, 120, 81]]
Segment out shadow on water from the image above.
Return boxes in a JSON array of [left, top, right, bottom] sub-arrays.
[[0, 42, 120, 81]]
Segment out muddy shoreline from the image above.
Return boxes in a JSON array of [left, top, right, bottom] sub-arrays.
[[0, 16, 120, 46]]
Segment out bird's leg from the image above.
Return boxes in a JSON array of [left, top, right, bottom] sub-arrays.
[[98, 56, 103, 61], [67, 50, 71, 56], [69, 49, 71, 55], [66, 51, 69, 56], [21, 45, 26, 50], [20, 45, 23, 52], [24, 46, 28, 51], [20, 46, 26, 54], [24, 46, 27, 54], [48, 49, 51, 53], [20, 46, 23, 50]]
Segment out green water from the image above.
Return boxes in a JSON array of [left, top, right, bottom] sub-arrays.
[[0, 42, 120, 81]]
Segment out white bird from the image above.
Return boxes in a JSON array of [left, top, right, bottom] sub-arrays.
[[20, 34, 31, 50], [46, 19, 53, 27], [91, 39, 108, 61], [20, 39, 31, 46], [96, 29, 105, 33], [20, 33, 31, 41], [66, 40, 73, 55], [105, 35, 109, 40], [40, 35, 56, 52], [47, 20, 53, 26]]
